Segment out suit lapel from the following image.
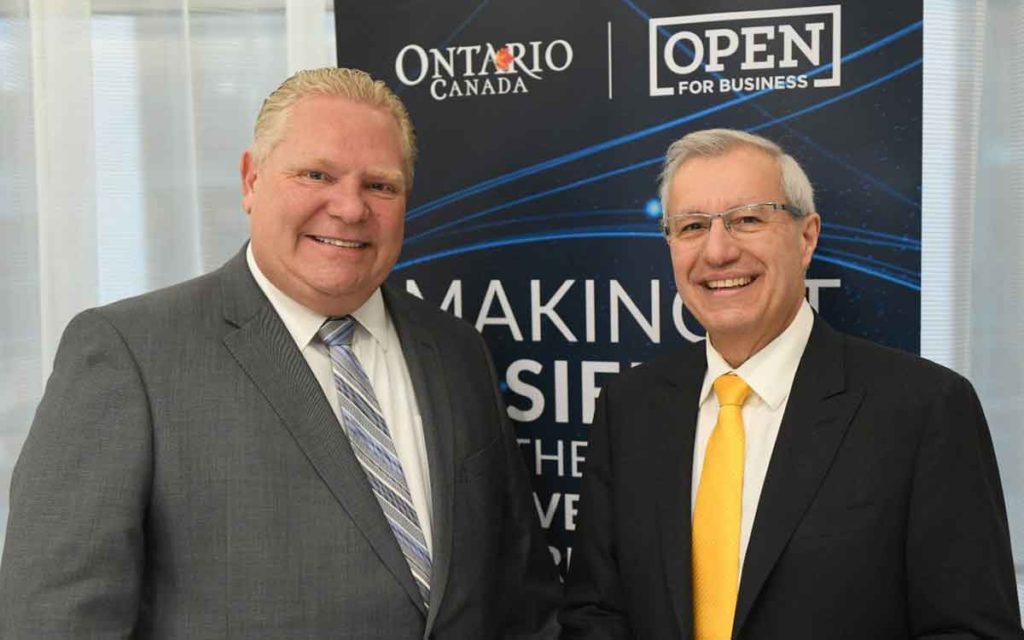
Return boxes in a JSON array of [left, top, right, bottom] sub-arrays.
[[218, 251, 426, 614], [652, 345, 706, 640], [382, 286, 457, 634], [732, 318, 863, 636]]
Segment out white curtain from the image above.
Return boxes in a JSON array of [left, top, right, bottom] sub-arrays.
[[922, 0, 1024, 605], [0, 0, 335, 545], [1, 0, 1021, 605]]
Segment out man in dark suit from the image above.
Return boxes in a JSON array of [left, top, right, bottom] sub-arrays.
[[0, 67, 560, 639], [561, 129, 1022, 639]]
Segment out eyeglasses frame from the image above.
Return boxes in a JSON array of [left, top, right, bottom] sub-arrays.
[[659, 202, 804, 239]]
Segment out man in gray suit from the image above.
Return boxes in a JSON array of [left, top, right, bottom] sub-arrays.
[[0, 67, 561, 639]]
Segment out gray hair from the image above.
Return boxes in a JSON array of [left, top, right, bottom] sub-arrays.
[[252, 67, 417, 186], [658, 129, 815, 218]]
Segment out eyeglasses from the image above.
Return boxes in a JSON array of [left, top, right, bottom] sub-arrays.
[[660, 202, 803, 241]]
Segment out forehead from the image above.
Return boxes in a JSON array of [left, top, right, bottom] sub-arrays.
[[275, 95, 403, 158], [668, 145, 783, 211]]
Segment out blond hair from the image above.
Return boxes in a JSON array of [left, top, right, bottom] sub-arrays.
[[252, 67, 417, 186]]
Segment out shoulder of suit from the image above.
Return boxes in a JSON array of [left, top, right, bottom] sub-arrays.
[[838, 329, 974, 393], [96, 269, 222, 324], [382, 283, 481, 339], [43, 266, 228, 376], [58, 263, 229, 353], [602, 339, 705, 393]]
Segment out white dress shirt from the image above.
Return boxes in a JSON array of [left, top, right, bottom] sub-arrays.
[[690, 300, 814, 571], [246, 245, 433, 552]]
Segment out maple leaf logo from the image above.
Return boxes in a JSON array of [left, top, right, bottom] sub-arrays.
[[494, 46, 515, 71]]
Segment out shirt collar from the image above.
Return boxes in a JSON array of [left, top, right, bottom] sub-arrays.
[[245, 243, 389, 350], [699, 299, 814, 410]]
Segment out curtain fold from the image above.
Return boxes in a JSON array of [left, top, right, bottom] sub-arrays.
[[31, 0, 99, 368], [0, 0, 43, 549], [970, 2, 1024, 595], [0, 0, 335, 549], [922, 2, 1024, 602]]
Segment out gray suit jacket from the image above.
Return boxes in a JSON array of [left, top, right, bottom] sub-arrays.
[[0, 248, 561, 639]]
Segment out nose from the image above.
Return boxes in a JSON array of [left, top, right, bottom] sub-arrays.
[[701, 217, 741, 266], [326, 178, 370, 223]]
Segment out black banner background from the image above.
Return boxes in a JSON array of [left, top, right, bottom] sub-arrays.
[[336, 0, 922, 573]]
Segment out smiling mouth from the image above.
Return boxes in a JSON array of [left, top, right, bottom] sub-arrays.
[[703, 276, 754, 290], [311, 235, 366, 249]]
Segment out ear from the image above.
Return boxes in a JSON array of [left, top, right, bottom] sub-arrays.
[[799, 212, 821, 269], [240, 149, 258, 214]]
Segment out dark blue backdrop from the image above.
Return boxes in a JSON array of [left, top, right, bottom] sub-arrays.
[[336, 0, 922, 574]]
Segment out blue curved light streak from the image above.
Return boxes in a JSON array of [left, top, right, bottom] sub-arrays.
[[407, 158, 662, 244], [824, 222, 920, 248], [430, 208, 646, 239], [423, 212, 919, 253], [623, 0, 920, 76], [407, 21, 922, 221], [395, 0, 494, 98], [439, 0, 492, 50], [816, 246, 919, 279], [396, 230, 920, 291], [628, 0, 921, 208], [749, 59, 921, 134], [408, 58, 921, 245], [780, 131, 921, 209], [819, 232, 918, 251], [814, 253, 920, 291], [396, 230, 663, 270]]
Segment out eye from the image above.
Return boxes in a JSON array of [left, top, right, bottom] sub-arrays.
[[368, 181, 400, 195], [731, 214, 767, 231], [302, 170, 330, 182], [673, 216, 710, 237]]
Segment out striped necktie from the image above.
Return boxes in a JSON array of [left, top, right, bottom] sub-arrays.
[[319, 316, 431, 606], [692, 373, 751, 640]]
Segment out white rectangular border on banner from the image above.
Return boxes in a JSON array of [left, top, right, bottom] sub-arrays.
[[648, 4, 842, 97]]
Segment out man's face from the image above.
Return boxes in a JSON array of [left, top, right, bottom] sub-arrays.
[[241, 94, 407, 316], [665, 145, 820, 360]]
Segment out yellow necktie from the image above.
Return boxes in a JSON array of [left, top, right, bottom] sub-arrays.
[[693, 373, 751, 640]]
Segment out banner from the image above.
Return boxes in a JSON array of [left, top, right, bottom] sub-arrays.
[[336, 0, 922, 574]]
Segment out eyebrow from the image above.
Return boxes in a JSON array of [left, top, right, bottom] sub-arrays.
[[365, 168, 406, 185], [296, 158, 406, 189], [673, 199, 774, 214]]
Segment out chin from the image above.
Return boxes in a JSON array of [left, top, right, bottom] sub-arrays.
[[700, 313, 761, 338]]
